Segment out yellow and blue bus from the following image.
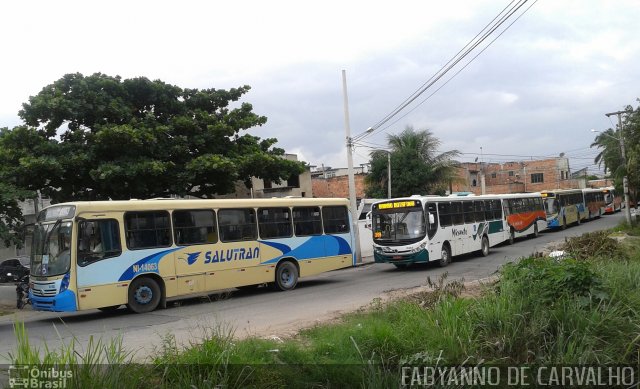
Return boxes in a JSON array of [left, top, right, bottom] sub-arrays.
[[541, 189, 586, 229], [29, 198, 355, 313]]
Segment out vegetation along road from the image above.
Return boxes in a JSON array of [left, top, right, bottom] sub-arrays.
[[0, 212, 624, 362]]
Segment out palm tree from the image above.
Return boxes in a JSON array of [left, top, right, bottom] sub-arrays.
[[365, 126, 460, 198], [590, 128, 623, 176]]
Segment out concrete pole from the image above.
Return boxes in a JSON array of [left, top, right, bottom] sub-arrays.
[[606, 110, 633, 225], [342, 70, 362, 263], [387, 151, 391, 199]]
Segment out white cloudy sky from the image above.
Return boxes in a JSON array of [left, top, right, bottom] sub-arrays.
[[1, 0, 639, 176]]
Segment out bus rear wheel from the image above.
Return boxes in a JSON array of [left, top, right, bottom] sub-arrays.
[[480, 236, 490, 257], [128, 277, 161, 313], [508, 229, 515, 245], [438, 244, 451, 267], [274, 261, 298, 291]]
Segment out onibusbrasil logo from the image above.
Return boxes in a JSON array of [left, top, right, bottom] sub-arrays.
[[7, 365, 72, 388]]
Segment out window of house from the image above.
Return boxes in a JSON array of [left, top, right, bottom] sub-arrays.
[[531, 173, 544, 183], [287, 174, 300, 188]]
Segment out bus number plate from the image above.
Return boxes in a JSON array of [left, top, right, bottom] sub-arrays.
[[392, 256, 402, 260]]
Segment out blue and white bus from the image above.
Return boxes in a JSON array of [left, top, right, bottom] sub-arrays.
[[541, 189, 586, 229]]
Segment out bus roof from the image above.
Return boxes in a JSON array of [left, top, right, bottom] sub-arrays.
[[39, 197, 351, 218]]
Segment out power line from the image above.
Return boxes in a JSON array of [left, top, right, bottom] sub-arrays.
[[362, 0, 519, 135], [355, 0, 534, 141]]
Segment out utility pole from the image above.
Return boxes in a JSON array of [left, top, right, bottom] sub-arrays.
[[387, 151, 391, 198], [342, 70, 362, 263], [605, 110, 633, 225]]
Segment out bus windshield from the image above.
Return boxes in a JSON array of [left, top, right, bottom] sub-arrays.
[[544, 198, 558, 215], [31, 220, 73, 277], [372, 208, 426, 244]]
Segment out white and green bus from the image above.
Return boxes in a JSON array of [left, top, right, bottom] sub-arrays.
[[371, 195, 508, 268]]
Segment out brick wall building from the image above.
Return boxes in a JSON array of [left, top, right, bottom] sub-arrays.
[[452, 157, 585, 194], [312, 174, 366, 199]]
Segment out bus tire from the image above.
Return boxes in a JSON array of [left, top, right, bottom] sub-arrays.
[[438, 244, 451, 267], [274, 261, 298, 291], [128, 277, 161, 314], [508, 228, 515, 245], [480, 236, 490, 257]]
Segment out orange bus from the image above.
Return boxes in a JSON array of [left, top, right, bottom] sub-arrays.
[[498, 193, 547, 244]]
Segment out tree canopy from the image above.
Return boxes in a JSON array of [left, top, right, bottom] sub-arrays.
[[0, 72, 305, 246], [590, 100, 640, 203], [364, 126, 460, 198]]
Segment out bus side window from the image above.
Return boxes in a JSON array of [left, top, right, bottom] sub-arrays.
[[322, 206, 350, 234], [78, 219, 121, 267]]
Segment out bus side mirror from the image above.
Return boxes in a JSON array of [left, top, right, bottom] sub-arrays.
[[428, 213, 435, 224], [365, 212, 372, 229]]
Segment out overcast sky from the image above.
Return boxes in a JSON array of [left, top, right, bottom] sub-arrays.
[[2, 0, 639, 176]]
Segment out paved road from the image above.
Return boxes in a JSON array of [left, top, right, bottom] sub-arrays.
[[0, 213, 624, 362]]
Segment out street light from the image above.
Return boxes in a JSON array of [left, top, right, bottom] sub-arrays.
[[591, 128, 633, 225]]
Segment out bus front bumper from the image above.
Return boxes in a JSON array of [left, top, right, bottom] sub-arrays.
[[30, 290, 77, 312], [374, 250, 429, 265]]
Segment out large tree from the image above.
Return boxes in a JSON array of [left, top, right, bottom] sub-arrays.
[[0, 73, 305, 247], [365, 126, 460, 198], [1, 72, 305, 203]]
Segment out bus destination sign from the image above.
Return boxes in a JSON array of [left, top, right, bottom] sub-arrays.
[[377, 200, 417, 210]]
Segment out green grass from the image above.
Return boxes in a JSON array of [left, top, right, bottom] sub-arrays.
[[6, 225, 640, 388]]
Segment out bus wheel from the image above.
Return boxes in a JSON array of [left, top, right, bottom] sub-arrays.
[[438, 244, 451, 267], [98, 305, 121, 312], [128, 277, 161, 313], [480, 236, 490, 257], [274, 261, 298, 291], [508, 229, 515, 245]]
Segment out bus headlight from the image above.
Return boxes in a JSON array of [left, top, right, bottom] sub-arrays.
[[411, 242, 427, 253], [60, 273, 70, 293]]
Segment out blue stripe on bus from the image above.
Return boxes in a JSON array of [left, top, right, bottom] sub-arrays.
[[118, 247, 182, 281], [260, 235, 352, 264]]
